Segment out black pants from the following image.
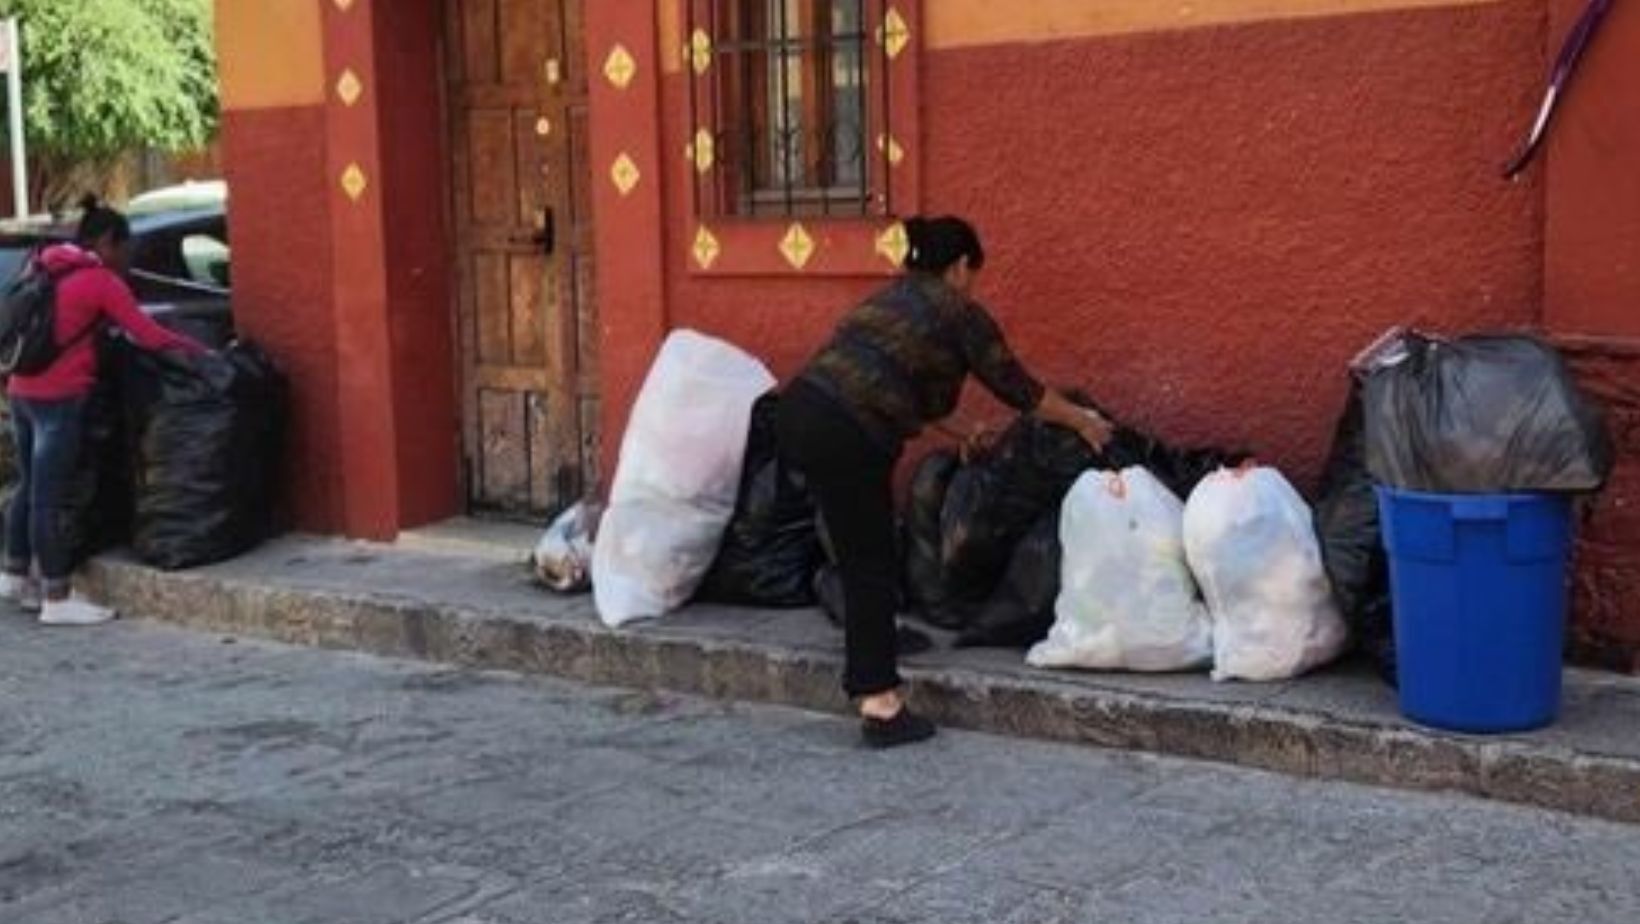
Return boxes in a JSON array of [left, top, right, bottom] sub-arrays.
[[778, 381, 902, 697]]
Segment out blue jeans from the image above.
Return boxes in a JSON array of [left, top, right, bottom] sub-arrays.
[[6, 396, 87, 597]]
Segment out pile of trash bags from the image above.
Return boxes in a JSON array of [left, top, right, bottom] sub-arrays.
[[1312, 330, 1612, 681], [899, 401, 1246, 649], [1027, 464, 1350, 680], [0, 334, 288, 574], [555, 325, 1616, 690]]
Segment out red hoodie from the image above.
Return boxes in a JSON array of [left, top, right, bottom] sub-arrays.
[[8, 244, 206, 401]]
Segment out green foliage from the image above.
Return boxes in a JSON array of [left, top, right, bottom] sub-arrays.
[[0, 0, 217, 207]]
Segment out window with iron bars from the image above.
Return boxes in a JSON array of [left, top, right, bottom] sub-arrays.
[[689, 0, 897, 219]]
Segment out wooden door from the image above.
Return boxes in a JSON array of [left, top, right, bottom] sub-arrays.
[[445, 0, 596, 518]]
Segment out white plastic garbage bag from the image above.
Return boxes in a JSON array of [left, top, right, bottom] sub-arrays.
[[593, 330, 776, 626], [1183, 467, 1350, 682], [533, 501, 602, 594], [1027, 468, 1213, 672]]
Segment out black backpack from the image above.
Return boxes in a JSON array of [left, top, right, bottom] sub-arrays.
[[0, 255, 91, 377]]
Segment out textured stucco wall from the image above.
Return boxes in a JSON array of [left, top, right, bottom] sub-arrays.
[[221, 106, 341, 530], [1545, 0, 1640, 669], [660, 0, 1545, 487]]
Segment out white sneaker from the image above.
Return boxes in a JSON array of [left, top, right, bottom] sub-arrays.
[[1, 573, 42, 612], [39, 597, 118, 626]]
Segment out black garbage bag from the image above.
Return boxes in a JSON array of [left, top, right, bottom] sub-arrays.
[[1314, 382, 1395, 683], [903, 450, 963, 627], [59, 338, 136, 566], [939, 412, 1097, 604], [956, 511, 1061, 649], [696, 393, 823, 607], [1362, 333, 1612, 493], [1106, 430, 1247, 501], [130, 343, 286, 570], [937, 394, 1247, 611]]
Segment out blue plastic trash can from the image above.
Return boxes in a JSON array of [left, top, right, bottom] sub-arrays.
[[1375, 488, 1573, 733]]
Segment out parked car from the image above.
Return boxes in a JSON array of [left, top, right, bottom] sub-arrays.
[[0, 185, 232, 348]]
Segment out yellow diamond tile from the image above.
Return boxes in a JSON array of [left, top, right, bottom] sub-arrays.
[[880, 6, 910, 60], [875, 222, 910, 267], [335, 68, 363, 107], [877, 134, 905, 167], [340, 163, 368, 202], [693, 225, 722, 270], [779, 223, 816, 270], [690, 29, 713, 75], [603, 44, 637, 89], [610, 153, 641, 196], [692, 128, 715, 174]]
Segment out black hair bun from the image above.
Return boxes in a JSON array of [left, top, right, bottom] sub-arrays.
[[899, 214, 984, 274], [902, 215, 930, 270], [78, 193, 102, 211]]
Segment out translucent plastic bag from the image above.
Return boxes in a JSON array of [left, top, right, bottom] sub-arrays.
[[1184, 467, 1349, 682], [1027, 468, 1212, 673], [533, 501, 601, 594], [593, 331, 775, 626]]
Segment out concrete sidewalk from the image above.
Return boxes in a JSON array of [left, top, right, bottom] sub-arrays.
[[82, 536, 1640, 825]]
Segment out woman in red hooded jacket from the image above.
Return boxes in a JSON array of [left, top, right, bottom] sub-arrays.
[[1, 197, 207, 625]]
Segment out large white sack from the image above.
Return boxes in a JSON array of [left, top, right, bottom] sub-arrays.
[[1027, 468, 1213, 673], [1183, 467, 1349, 682], [594, 330, 776, 627], [609, 330, 777, 507]]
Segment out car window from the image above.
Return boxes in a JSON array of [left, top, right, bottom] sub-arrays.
[[128, 216, 230, 299], [181, 233, 230, 288]]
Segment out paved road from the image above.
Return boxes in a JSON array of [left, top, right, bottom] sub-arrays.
[[2, 613, 1638, 924]]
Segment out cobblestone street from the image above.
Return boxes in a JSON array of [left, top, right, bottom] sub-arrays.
[[2, 614, 1638, 924]]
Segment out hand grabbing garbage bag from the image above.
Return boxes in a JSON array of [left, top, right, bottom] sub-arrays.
[[1184, 466, 1349, 682], [1027, 468, 1213, 672], [936, 399, 1244, 614]]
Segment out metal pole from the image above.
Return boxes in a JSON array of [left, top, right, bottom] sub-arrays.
[[5, 18, 27, 219]]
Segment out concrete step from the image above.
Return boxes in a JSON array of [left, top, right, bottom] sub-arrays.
[[84, 537, 1640, 825]]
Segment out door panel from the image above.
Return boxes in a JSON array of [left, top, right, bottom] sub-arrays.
[[446, 0, 594, 517]]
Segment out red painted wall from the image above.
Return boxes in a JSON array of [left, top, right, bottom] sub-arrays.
[[221, 0, 459, 539], [371, 0, 460, 528], [221, 105, 343, 531], [1545, 0, 1640, 669], [1546, 0, 1640, 336], [651, 1, 1545, 489]]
